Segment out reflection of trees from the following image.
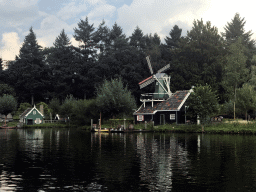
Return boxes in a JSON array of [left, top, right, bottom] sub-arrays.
[[91, 132, 142, 191], [136, 133, 190, 191], [0, 129, 96, 191], [2, 130, 256, 191]]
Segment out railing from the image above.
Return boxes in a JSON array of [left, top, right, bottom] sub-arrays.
[[140, 93, 169, 101], [44, 120, 61, 123]]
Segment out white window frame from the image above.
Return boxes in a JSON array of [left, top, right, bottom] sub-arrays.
[[137, 115, 144, 121], [170, 114, 175, 120], [33, 110, 36, 115], [35, 118, 41, 124]]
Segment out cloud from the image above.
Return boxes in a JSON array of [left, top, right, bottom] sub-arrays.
[[0, 0, 38, 8], [116, 0, 211, 40], [86, 0, 106, 5], [0, 0, 40, 28], [88, 4, 116, 19], [0, 32, 21, 60], [56, 1, 88, 21], [70, 37, 80, 47], [34, 14, 77, 47]]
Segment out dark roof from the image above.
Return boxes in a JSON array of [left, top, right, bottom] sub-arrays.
[[134, 90, 191, 115], [20, 108, 31, 118]]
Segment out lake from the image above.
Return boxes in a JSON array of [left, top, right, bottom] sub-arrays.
[[0, 128, 256, 191]]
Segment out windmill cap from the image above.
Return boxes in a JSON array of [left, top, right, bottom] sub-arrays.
[[155, 73, 168, 78]]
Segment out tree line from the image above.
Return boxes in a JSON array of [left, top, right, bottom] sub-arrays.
[[0, 13, 256, 121]]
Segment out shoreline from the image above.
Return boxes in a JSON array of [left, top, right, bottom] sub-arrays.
[[5, 120, 256, 135]]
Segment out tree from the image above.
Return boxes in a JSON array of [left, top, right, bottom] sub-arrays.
[[165, 25, 182, 49], [222, 13, 255, 49], [6, 27, 49, 104], [73, 17, 98, 61], [0, 58, 2, 72], [0, 84, 15, 96], [72, 99, 98, 125], [48, 98, 60, 117], [0, 94, 17, 125], [96, 78, 136, 119], [92, 20, 110, 54], [223, 38, 249, 119], [222, 13, 255, 69], [53, 29, 71, 48], [60, 95, 76, 125], [45, 29, 84, 99], [144, 33, 162, 65], [187, 84, 219, 128], [130, 26, 145, 50], [170, 19, 225, 95], [236, 84, 256, 120], [36, 102, 51, 119], [16, 102, 31, 116]]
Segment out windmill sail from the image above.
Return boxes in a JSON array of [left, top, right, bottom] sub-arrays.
[[146, 56, 153, 74], [157, 64, 170, 73], [139, 76, 155, 89]]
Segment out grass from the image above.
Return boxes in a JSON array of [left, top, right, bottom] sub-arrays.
[[147, 121, 256, 134]]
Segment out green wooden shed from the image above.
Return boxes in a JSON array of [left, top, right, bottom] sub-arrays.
[[20, 105, 44, 125]]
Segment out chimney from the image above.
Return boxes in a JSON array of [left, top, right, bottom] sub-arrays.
[[40, 105, 44, 115]]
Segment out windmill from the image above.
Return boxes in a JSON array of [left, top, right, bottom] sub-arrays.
[[139, 56, 171, 101]]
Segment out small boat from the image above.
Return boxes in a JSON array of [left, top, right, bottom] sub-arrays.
[[91, 128, 110, 132], [0, 126, 17, 129]]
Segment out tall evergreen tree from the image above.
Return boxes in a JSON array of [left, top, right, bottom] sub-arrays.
[[223, 38, 249, 119], [92, 20, 110, 53], [73, 17, 95, 45], [222, 13, 255, 48], [53, 29, 71, 48], [130, 26, 145, 50], [7, 27, 49, 104], [171, 19, 225, 97], [165, 25, 182, 49], [0, 58, 2, 72], [17, 27, 43, 62]]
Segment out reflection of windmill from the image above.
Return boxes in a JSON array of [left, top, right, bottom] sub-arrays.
[[139, 56, 171, 103]]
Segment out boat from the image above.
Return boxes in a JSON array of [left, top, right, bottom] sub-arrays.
[[91, 128, 110, 132], [0, 126, 18, 129]]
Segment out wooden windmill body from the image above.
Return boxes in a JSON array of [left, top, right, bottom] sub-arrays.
[[139, 56, 171, 107]]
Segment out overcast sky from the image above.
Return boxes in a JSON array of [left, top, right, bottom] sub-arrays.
[[0, 0, 255, 60]]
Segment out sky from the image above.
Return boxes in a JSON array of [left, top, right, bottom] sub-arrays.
[[0, 0, 255, 61]]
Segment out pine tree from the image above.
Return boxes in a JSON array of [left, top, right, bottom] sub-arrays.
[[130, 26, 145, 50], [92, 20, 110, 53], [73, 17, 98, 62], [73, 17, 95, 44], [170, 19, 224, 95], [222, 13, 255, 49], [53, 29, 71, 48], [165, 25, 182, 49], [17, 27, 43, 63], [7, 27, 49, 104], [223, 38, 249, 119], [0, 58, 2, 72]]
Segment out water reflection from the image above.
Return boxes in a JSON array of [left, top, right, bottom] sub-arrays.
[[1, 130, 256, 191]]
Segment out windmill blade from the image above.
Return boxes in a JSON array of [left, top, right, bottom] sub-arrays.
[[146, 56, 153, 74], [157, 64, 170, 73], [138, 76, 155, 89]]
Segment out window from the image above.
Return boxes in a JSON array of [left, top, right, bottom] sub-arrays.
[[170, 114, 175, 120], [137, 115, 144, 121], [33, 110, 36, 115], [35, 118, 41, 124]]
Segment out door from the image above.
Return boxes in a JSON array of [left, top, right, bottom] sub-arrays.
[[160, 114, 165, 125], [27, 119, 33, 125]]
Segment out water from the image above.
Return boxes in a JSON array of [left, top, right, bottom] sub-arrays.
[[1, 129, 256, 191]]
